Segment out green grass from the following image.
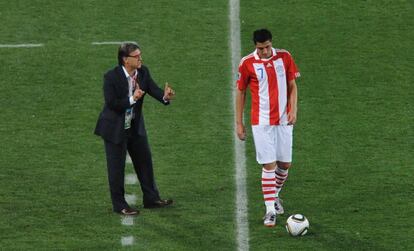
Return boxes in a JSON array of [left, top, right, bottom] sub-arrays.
[[0, 0, 413, 250]]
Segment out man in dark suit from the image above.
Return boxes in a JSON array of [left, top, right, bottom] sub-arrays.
[[95, 42, 175, 215]]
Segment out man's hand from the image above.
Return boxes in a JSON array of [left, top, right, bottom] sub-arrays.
[[133, 88, 145, 101], [236, 123, 246, 141], [287, 111, 297, 125], [163, 82, 175, 101]]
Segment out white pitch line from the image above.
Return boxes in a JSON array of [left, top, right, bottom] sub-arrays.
[[125, 194, 137, 205], [126, 153, 132, 164], [125, 173, 138, 185], [121, 216, 134, 226], [0, 43, 43, 48], [121, 236, 134, 246], [229, 0, 249, 251], [91, 41, 137, 45], [122, 154, 136, 245]]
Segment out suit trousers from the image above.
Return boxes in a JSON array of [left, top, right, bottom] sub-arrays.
[[104, 126, 161, 212]]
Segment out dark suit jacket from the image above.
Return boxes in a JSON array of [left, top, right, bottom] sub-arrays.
[[95, 65, 168, 144]]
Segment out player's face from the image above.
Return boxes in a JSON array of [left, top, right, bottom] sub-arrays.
[[256, 41, 272, 59], [125, 49, 143, 69]]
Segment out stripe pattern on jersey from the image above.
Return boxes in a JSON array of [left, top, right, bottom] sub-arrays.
[[237, 48, 300, 126], [253, 63, 270, 125], [252, 58, 289, 125], [274, 58, 288, 125]]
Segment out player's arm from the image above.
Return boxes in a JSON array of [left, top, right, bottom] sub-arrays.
[[236, 88, 247, 140], [287, 79, 298, 125]]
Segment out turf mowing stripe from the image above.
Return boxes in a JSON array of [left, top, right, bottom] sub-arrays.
[[229, 0, 249, 250], [0, 43, 44, 48], [91, 41, 137, 45]]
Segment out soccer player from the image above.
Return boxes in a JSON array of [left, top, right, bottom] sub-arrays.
[[236, 29, 300, 227]]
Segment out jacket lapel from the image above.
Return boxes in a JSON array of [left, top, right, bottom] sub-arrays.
[[115, 66, 129, 94], [137, 67, 145, 91]]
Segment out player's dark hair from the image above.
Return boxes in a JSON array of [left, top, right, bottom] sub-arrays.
[[118, 42, 140, 66], [253, 29, 272, 44]]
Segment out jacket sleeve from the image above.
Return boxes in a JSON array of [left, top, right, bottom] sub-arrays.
[[103, 72, 131, 113], [143, 67, 169, 105]]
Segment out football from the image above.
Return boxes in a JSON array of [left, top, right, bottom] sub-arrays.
[[285, 214, 309, 236]]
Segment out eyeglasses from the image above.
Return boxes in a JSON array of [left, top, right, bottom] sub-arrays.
[[127, 54, 142, 59]]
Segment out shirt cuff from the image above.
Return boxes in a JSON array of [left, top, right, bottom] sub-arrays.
[[129, 96, 136, 105], [162, 96, 170, 104]]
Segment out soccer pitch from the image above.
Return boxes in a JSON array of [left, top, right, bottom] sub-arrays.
[[0, 0, 412, 250]]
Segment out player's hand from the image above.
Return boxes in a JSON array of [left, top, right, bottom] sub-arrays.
[[236, 123, 246, 141], [287, 111, 297, 125], [133, 88, 145, 101], [163, 82, 175, 101]]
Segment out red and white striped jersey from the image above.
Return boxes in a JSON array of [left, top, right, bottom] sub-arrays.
[[237, 48, 300, 125]]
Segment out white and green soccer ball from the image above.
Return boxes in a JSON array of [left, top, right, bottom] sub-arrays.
[[285, 214, 309, 236]]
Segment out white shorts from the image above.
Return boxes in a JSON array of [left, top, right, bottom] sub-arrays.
[[251, 125, 293, 164]]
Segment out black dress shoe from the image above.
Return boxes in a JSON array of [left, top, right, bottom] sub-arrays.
[[144, 199, 173, 209], [118, 208, 139, 215]]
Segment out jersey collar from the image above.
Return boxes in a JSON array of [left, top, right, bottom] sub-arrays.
[[253, 48, 277, 61]]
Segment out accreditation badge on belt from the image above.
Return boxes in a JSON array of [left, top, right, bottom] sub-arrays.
[[124, 108, 133, 129]]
